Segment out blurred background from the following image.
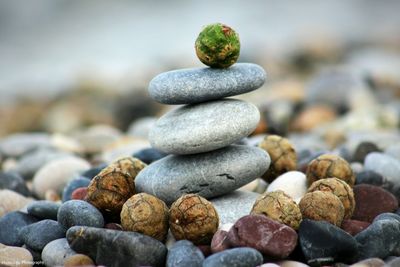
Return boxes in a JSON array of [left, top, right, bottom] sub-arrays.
[[1, 0, 400, 139]]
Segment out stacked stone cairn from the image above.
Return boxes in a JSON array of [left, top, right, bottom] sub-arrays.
[[135, 48, 270, 206]]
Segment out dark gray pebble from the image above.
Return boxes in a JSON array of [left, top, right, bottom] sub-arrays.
[[27, 200, 61, 220], [299, 219, 358, 263], [0, 211, 39, 246], [166, 240, 204, 267], [0, 171, 31, 196], [202, 247, 263, 267], [133, 147, 168, 164], [353, 141, 381, 163], [57, 200, 104, 229], [67, 226, 167, 267], [80, 163, 107, 179], [356, 170, 386, 187], [355, 219, 400, 259], [19, 219, 66, 251], [62, 177, 90, 202], [373, 212, 400, 223]]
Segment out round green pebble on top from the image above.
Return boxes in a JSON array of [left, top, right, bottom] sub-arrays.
[[195, 23, 240, 68]]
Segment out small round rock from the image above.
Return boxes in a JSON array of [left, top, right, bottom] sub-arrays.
[[195, 23, 240, 68], [64, 254, 95, 267], [299, 191, 345, 226], [169, 194, 219, 245], [166, 240, 204, 267], [258, 135, 297, 183], [306, 154, 355, 187], [251, 190, 302, 230], [121, 193, 169, 242], [307, 178, 355, 219], [57, 200, 104, 229]]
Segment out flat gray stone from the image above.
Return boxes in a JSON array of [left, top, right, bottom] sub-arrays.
[[135, 145, 270, 205], [149, 99, 260, 155], [42, 238, 77, 267], [148, 63, 266, 104], [211, 190, 260, 226]]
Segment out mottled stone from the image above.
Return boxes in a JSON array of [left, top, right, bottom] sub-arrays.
[[67, 226, 167, 267], [149, 63, 266, 105], [32, 157, 90, 199], [149, 99, 260, 154], [19, 220, 66, 251], [0, 243, 33, 267], [0, 212, 39, 246], [202, 247, 263, 267], [355, 219, 400, 259], [266, 171, 308, 201], [136, 145, 269, 205], [0, 171, 30, 196], [211, 190, 260, 226], [166, 240, 204, 267], [299, 219, 359, 263], [57, 200, 104, 229], [352, 184, 398, 222], [341, 219, 371, 236], [227, 215, 298, 259], [0, 189, 33, 217], [41, 238, 77, 267], [26, 200, 59, 218], [62, 177, 90, 202]]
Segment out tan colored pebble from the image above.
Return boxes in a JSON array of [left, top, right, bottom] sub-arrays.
[[121, 193, 169, 242], [169, 194, 219, 245], [306, 154, 355, 187], [308, 177, 355, 219], [0, 190, 33, 218], [0, 243, 33, 267], [251, 190, 302, 230], [64, 253, 94, 266], [299, 191, 345, 226], [291, 105, 337, 132], [258, 135, 297, 183]]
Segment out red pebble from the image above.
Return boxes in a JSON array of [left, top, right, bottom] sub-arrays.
[[341, 219, 370, 236], [210, 229, 231, 254], [71, 187, 88, 200], [352, 184, 398, 222]]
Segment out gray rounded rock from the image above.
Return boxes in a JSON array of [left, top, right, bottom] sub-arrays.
[[42, 238, 77, 267], [19, 219, 66, 251], [135, 145, 270, 205], [148, 63, 266, 105], [202, 247, 263, 267], [57, 200, 104, 229], [166, 240, 204, 267], [27, 200, 61, 220], [149, 99, 260, 155]]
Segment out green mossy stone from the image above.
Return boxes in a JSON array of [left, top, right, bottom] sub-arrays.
[[195, 23, 240, 68]]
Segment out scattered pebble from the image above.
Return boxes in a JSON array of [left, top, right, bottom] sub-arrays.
[[66, 226, 167, 267], [166, 240, 204, 267], [64, 253, 95, 267], [0, 243, 33, 267], [0, 171, 31, 196], [0, 189, 33, 217], [202, 247, 263, 267], [62, 177, 91, 202], [266, 171, 308, 201], [57, 200, 104, 229], [0, 211, 39, 246], [41, 238, 77, 267]]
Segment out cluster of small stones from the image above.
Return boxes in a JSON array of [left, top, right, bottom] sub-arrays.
[[2, 23, 400, 267]]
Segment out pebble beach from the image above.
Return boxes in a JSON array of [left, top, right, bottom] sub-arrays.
[[2, 4, 400, 267]]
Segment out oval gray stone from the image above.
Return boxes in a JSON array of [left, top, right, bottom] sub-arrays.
[[148, 63, 266, 105], [42, 238, 77, 267], [149, 99, 260, 155], [135, 145, 270, 205]]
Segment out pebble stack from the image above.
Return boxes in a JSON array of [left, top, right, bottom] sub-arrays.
[[135, 63, 271, 205]]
